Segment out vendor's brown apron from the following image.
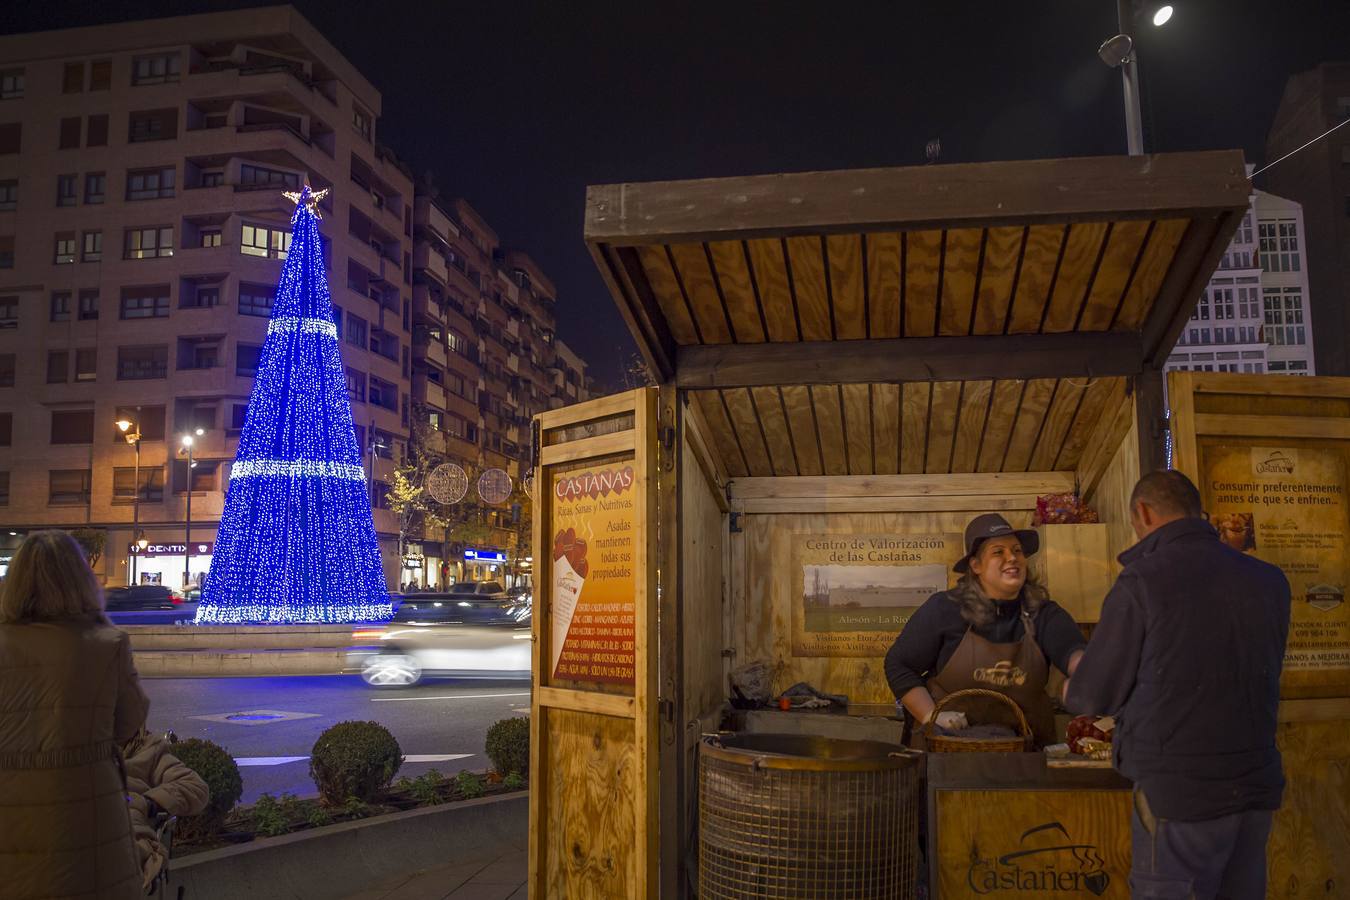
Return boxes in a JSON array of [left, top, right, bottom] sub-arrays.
[[919, 611, 1055, 748]]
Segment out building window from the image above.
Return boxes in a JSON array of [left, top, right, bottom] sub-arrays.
[[78, 290, 99, 320], [0, 179, 15, 210], [0, 354, 13, 387], [49, 469, 92, 506], [0, 69, 23, 99], [179, 337, 221, 370], [62, 63, 85, 94], [51, 409, 94, 443], [229, 403, 248, 431], [75, 348, 97, 382], [54, 233, 76, 264], [124, 226, 174, 259], [0, 123, 20, 154], [113, 467, 164, 503], [89, 60, 111, 91], [50, 292, 71, 322], [346, 368, 366, 403], [1263, 287, 1307, 347], [236, 343, 262, 377], [120, 286, 170, 319], [128, 108, 177, 143], [353, 105, 372, 141], [46, 350, 68, 383], [0, 236, 11, 269], [239, 164, 299, 190], [369, 376, 396, 411], [241, 223, 290, 259], [200, 170, 225, 188], [82, 231, 102, 262], [126, 166, 175, 200], [59, 117, 81, 149], [238, 283, 273, 317], [132, 53, 180, 85], [184, 283, 220, 309], [0, 297, 17, 328], [346, 313, 368, 348], [1259, 220, 1301, 273], [84, 172, 105, 204], [0, 413, 9, 445], [200, 228, 222, 248], [117, 345, 168, 380], [86, 114, 108, 147], [56, 174, 78, 206]]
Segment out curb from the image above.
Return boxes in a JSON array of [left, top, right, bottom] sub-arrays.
[[168, 791, 528, 900], [133, 647, 351, 677]]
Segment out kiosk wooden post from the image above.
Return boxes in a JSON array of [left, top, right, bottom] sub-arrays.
[[530, 150, 1260, 897]]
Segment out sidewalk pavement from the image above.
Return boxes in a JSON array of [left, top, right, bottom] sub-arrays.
[[340, 848, 526, 900]]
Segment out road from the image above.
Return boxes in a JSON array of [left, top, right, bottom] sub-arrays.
[[142, 675, 529, 803]]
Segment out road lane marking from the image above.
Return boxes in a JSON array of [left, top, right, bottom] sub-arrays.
[[234, 753, 474, 766], [369, 692, 531, 702], [404, 754, 474, 763]]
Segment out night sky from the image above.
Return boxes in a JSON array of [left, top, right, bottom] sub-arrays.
[[6, 1, 1347, 387]]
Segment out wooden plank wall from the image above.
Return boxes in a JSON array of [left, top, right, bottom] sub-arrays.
[[1086, 411, 1141, 579], [1268, 719, 1350, 897]]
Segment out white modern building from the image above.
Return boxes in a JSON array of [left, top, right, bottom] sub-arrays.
[[1166, 186, 1315, 375]]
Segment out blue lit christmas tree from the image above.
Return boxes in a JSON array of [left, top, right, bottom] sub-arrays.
[[196, 186, 392, 624]]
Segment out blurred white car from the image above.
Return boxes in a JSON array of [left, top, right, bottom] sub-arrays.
[[351, 593, 532, 687]]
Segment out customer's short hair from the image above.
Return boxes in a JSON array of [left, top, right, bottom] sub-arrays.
[[1130, 470, 1203, 519], [0, 530, 105, 624]]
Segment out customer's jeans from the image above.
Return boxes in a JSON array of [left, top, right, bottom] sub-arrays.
[[1130, 786, 1274, 900]]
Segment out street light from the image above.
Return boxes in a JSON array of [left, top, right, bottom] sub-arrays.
[[1098, 1, 1175, 156], [179, 428, 204, 591], [117, 412, 143, 585]]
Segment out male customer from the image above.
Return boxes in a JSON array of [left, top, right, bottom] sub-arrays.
[[1064, 470, 1290, 900]]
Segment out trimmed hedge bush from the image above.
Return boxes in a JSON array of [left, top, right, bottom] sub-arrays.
[[309, 720, 403, 805], [485, 716, 529, 777], [172, 738, 243, 840]]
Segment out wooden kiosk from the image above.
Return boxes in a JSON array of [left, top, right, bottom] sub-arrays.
[[525, 150, 1342, 898]]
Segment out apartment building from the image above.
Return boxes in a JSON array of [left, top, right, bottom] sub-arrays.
[[1265, 63, 1350, 375], [0, 7, 415, 588], [409, 194, 590, 588], [1166, 187, 1316, 376]]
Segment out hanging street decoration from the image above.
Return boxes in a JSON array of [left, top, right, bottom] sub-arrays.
[[477, 468, 513, 505], [195, 185, 392, 624], [426, 462, 469, 505]]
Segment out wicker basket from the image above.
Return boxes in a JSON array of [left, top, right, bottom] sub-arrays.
[[922, 688, 1032, 753]]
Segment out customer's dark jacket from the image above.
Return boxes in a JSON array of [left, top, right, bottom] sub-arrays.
[[1066, 518, 1290, 821]]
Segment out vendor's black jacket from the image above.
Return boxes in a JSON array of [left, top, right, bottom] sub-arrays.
[[884, 586, 1086, 700], [1066, 517, 1290, 821]]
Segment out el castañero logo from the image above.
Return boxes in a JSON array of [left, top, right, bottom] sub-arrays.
[[966, 821, 1111, 895], [1254, 450, 1296, 476]]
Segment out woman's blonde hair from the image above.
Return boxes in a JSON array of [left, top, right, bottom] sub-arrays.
[[0, 530, 105, 624]]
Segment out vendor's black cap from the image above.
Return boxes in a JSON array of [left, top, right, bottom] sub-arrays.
[[954, 513, 1039, 573]]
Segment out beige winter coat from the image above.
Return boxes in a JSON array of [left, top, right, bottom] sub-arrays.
[[0, 618, 149, 899], [122, 729, 209, 890]]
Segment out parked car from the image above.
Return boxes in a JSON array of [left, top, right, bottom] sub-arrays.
[[447, 581, 507, 600], [104, 585, 187, 611]]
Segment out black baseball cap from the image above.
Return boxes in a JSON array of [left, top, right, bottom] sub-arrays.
[[953, 513, 1039, 573]]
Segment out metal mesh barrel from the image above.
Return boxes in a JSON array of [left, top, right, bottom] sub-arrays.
[[698, 733, 921, 899]]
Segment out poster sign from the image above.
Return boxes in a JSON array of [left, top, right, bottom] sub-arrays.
[[129, 542, 212, 558], [1202, 443, 1350, 688], [549, 463, 637, 685], [792, 533, 958, 658]]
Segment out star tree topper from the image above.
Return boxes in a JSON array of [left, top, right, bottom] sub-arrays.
[[284, 184, 331, 221]]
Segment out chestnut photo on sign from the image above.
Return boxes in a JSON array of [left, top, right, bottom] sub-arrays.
[[1210, 511, 1256, 552]]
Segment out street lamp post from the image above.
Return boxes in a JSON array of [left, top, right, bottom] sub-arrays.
[[116, 411, 143, 586], [1099, 2, 1174, 156], [180, 428, 204, 591]]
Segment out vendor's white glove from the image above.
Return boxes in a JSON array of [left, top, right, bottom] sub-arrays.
[[929, 711, 968, 731]]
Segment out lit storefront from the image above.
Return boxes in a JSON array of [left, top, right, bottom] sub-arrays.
[[127, 540, 213, 590], [463, 547, 507, 584]]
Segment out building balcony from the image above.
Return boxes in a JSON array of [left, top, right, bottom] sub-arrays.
[[418, 339, 448, 370], [414, 373, 448, 411], [413, 244, 449, 285]]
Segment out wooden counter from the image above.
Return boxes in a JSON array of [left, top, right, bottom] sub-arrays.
[[928, 753, 1131, 899]]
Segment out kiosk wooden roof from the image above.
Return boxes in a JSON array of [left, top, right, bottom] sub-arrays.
[[585, 151, 1250, 480]]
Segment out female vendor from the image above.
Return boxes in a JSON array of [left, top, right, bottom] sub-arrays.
[[885, 514, 1086, 747]]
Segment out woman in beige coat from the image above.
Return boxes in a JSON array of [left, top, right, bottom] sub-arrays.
[[0, 530, 150, 899]]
